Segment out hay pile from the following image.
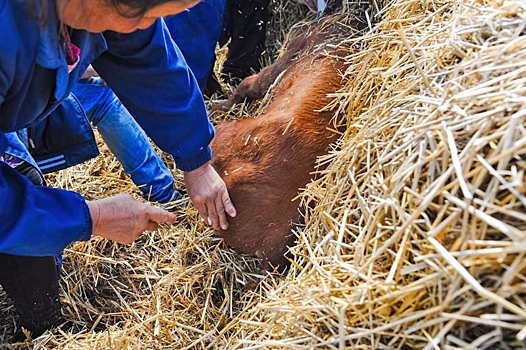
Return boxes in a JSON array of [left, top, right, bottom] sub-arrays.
[[3, 0, 526, 348], [227, 0, 526, 348]]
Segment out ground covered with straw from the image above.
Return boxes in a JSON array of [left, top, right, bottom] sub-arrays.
[[3, 0, 526, 348]]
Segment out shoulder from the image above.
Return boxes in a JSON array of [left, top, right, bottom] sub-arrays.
[[0, 0, 31, 52], [0, 0, 41, 100], [0, 1, 22, 78], [0, 0, 32, 23]]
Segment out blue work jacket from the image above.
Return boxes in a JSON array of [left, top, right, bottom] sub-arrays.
[[0, 0, 213, 256], [168, 0, 226, 90]]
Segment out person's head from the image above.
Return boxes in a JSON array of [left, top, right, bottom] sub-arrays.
[[55, 0, 200, 33]]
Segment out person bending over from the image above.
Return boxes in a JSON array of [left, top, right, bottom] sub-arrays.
[[0, 0, 236, 340]]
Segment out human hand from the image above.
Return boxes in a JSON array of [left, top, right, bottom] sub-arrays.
[[184, 162, 237, 230], [87, 194, 177, 244]]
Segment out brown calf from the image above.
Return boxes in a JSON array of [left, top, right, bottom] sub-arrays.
[[213, 14, 353, 113], [210, 15, 364, 273]]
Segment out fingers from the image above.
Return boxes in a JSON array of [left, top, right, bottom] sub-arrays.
[[144, 220, 160, 233], [202, 187, 237, 231], [183, 163, 237, 231], [88, 194, 178, 245], [216, 186, 237, 230], [110, 218, 160, 245], [222, 189, 237, 218], [207, 196, 224, 231], [215, 201, 228, 231], [148, 205, 178, 225]]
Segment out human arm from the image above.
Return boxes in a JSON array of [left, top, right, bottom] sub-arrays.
[[0, 10, 90, 255], [87, 194, 177, 243], [92, 19, 236, 228], [0, 150, 177, 256], [184, 162, 236, 231], [92, 20, 212, 172], [0, 156, 92, 256], [0, 3, 178, 255]]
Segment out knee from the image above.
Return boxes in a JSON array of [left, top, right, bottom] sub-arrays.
[[85, 88, 123, 126]]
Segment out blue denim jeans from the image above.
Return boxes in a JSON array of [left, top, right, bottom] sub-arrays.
[[73, 77, 177, 203]]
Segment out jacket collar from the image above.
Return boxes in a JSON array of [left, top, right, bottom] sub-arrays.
[[34, 0, 107, 100], [35, 0, 64, 70]]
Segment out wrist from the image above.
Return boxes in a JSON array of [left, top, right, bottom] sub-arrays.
[[185, 161, 210, 176], [87, 201, 101, 235]]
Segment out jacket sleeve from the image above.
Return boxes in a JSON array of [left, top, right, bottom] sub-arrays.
[[0, 141, 92, 257], [92, 19, 214, 172], [0, 1, 92, 257]]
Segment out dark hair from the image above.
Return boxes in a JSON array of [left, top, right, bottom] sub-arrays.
[[108, 0, 196, 18], [25, 0, 197, 24]]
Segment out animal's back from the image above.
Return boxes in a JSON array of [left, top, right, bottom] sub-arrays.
[[211, 52, 347, 272]]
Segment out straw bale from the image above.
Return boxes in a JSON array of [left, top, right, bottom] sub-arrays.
[[218, 0, 526, 348], [3, 0, 526, 349]]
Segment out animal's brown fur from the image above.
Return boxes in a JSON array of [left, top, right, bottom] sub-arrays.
[[210, 15, 364, 273], [212, 15, 357, 113]]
